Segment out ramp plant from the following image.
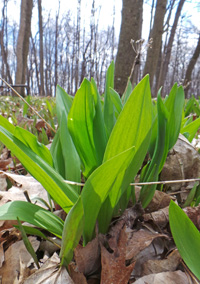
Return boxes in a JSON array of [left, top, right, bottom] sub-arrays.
[[0, 62, 187, 267]]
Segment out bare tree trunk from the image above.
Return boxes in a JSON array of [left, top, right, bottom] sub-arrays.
[[0, 0, 13, 84], [30, 34, 40, 95], [54, 16, 58, 95], [114, 0, 143, 96], [157, 0, 185, 91], [149, 0, 155, 37], [143, 0, 167, 95], [15, 0, 33, 97], [184, 35, 200, 98], [75, 0, 81, 92], [38, 0, 45, 96]]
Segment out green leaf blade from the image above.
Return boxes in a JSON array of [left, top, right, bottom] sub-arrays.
[[169, 201, 200, 280], [0, 201, 64, 238]]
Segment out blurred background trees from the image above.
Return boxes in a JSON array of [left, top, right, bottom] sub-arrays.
[[0, 0, 199, 98]]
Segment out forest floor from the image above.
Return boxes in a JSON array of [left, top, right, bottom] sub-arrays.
[[0, 96, 200, 284]]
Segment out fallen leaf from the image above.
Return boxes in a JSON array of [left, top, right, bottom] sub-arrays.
[[141, 249, 182, 275], [126, 228, 168, 261], [24, 252, 74, 284], [133, 270, 190, 284], [0, 171, 49, 208], [0, 236, 39, 283], [74, 235, 101, 276], [101, 225, 135, 284], [69, 263, 88, 284], [0, 173, 7, 191], [0, 158, 12, 170], [143, 206, 169, 228], [160, 134, 200, 191], [183, 204, 200, 230]]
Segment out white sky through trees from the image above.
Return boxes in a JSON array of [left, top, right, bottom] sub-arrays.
[[6, 0, 200, 45]]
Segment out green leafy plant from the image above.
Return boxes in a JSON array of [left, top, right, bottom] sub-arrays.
[[139, 84, 184, 208], [0, 62, 190, 268], [169, 200, 200, 280]]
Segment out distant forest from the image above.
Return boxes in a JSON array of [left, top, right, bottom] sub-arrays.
[[0, 0, 199, 98]]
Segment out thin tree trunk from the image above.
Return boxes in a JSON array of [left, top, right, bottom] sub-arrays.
[[38, 0, 45, 96], [184, 35, 200, 98], [15, 0, 33, 97], [143, 0, 167, 95], [114, 0, 143, 96], [157, 0, 185, 91]]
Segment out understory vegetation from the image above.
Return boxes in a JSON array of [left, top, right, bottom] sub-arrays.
[[0, 62, 200, 281]]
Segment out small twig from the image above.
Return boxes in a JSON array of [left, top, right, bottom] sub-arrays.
[[23, 190, 32, 203], [123, 38, 152, 96], [63, 178, 200, 187], [0, 78, 56, 134]]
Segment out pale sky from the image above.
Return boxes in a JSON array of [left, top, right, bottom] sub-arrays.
[[5, 0, 200, 44]]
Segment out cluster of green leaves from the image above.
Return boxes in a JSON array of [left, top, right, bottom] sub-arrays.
[[0, 62, 196, 270], [181, 95, 200, 142], [0, 95, 56, 145], [140, 84, 184, 207]]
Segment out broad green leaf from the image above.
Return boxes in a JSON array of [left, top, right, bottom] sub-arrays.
[[148, 100, 158, 157], [17, 217, 40, 268], [0, 114, 15, 133], [0, 125, 78, 212], [164, 84, 184, 149], [54, 85, 81, 193], [169, 201, 200, 280], [98, 75, 152, 229], [104, 75, 152, 161], [68, 79, 106, 178], [23, 95, 31, 117], [14, 225, 49, 240], [121, 79, 132, 105], [181, 117, 200, 142], [60, 197, 84, 266], [139, 94, 169, 208], [0, 201, 63, 238], [90, 78, 108, 165], [103, 61, 115, 137], [61, 145, 135, 262], [50, 129, 65, 179], [109, 87, 123, 119], [14, 126, 53, 166]]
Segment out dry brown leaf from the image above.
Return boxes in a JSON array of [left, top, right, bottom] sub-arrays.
[[145, 190, 173, 213], [143, 206, 169, 228], [0, 172, 49, 208], [0, 236, 40, 283], [24, 253, 74, 284], [141, 249, 182, 275], [126, 228, 167, 261], [131, 238, 165, 278], [35, 120, 45, 131], [69, 263, 88, 284], [135, 187, 173, 213], [101, 226, 135, 284], [0, 158, 12, 170], [0, 244, 4, 268], [133, 270, 190, 284], [0, 174, 7, 191], [183, 204, 200, 230], [108, 203, 144, 250], [160, 134, 200, 191], [74, 235, 101, 276], [0, 227, 21, 253]]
